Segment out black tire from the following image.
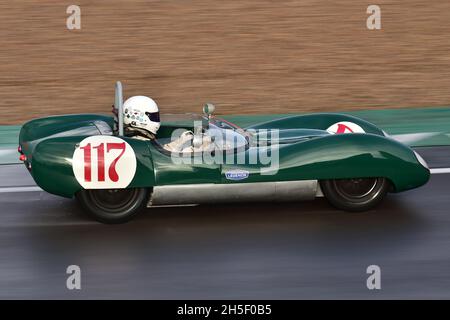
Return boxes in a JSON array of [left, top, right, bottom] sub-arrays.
[[320, 178, 389, 212], [76, 188, 149, 224]]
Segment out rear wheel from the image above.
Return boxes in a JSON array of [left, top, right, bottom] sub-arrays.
[[320, 178, 389, 212], [76, 188, 149, 224]]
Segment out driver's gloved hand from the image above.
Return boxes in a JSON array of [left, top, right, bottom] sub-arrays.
[[179, 130, 194, 143], [163, 130, 194, 152]]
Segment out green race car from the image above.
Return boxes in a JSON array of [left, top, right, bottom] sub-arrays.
[[18, 82, 430, 223]]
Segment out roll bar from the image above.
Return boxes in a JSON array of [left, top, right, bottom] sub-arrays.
[[114, 81, 124, 136]]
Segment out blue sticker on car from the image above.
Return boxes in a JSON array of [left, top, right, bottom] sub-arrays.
[[225, 169, 249, 181]]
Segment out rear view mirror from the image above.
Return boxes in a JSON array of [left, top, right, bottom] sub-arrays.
[[203, 103, 216, 116]]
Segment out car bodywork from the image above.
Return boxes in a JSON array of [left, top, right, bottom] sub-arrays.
[[19, 107, 430, 207]]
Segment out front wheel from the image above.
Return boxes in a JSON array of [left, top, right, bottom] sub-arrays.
[[76, 188, 150, 224], [320, 178, 389, 212]]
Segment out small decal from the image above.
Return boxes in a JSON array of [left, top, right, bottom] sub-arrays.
[[72, 136, 137, 189], [327, 121, 365, 134], [225, 169, 249, 181]]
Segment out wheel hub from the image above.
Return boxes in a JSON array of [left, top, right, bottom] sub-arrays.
[[333, 178, 379, 199], [89, 188, 140, 213]]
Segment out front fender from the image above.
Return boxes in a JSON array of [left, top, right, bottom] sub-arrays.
[[274, 133, 430, 192]]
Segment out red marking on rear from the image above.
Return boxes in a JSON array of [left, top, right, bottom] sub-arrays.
[[336, 123, 354, 134]]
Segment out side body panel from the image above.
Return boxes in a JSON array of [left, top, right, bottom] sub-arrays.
[[148, 142, 221, 185], [30, 136, 155, 198]]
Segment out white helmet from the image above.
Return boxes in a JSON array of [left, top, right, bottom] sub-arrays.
[[123, 96, 160, 135]]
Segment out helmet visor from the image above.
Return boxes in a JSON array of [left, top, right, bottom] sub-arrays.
[[146, 111, 160, 123]]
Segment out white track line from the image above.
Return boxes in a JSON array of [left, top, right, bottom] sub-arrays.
[[0, 186, 43, 193], [430, 168, 450, 174]]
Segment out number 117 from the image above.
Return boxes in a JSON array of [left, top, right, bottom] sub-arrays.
[[80, 142, 126, 182]]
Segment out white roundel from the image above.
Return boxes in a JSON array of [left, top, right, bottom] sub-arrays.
[[326, 121, 365, 134], [72, 136, 137, 189]]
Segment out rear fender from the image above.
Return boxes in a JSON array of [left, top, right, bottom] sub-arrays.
[[31, 135, 154, 198], [249, 113, 385, 136], [19, 114, 115, 162]]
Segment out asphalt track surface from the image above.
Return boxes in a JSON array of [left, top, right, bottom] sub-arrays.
[[0, 147, 449, 299]]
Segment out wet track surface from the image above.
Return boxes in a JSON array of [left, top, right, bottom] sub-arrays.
[[0, 148, 449, 299]]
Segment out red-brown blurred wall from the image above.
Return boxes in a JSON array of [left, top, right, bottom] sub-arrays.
[[1, 0, 450, 124]]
